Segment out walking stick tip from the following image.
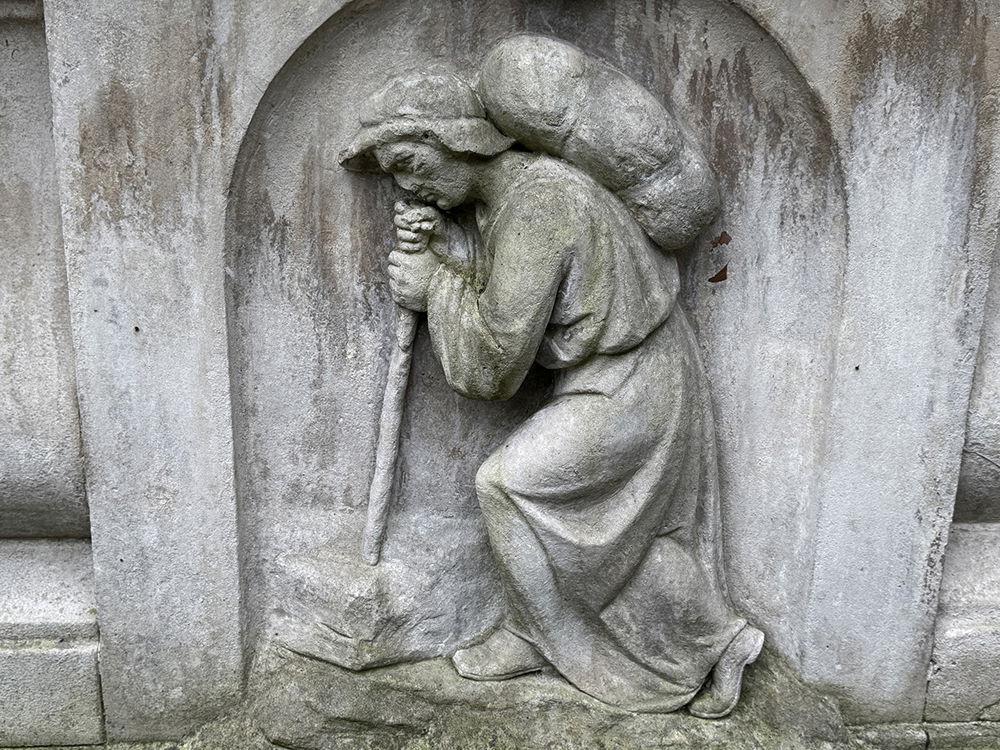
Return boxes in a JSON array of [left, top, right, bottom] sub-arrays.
[[362, 540, 381, 566]]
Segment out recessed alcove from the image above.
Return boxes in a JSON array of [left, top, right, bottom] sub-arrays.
[[225, 0, 846, 678]]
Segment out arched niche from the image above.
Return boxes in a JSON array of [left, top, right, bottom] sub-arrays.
[[225, 0, 847, 666]]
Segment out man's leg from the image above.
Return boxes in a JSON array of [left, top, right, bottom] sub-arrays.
[[452, 391, 652, 681]]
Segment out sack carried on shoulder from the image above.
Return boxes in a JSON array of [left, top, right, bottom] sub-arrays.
[[478, 34, 719, 251]]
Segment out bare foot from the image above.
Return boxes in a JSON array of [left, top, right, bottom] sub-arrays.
[[452, 628, 547, 681], [688, 625, 765, 719]]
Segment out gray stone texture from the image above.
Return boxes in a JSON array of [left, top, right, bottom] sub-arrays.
[[0, 641, 103, 747], [225, 0, 1000, 726], [0, 0, 996, 744], [927, 723, 1000, 750], [0, 0, 87, 538], [856, 723, 1000, 750], [229, 0, 842, 689], [926, 522, 1000, 722], [786, 2, 999, 723], [41, 0, 247, 738], [958, 260, 1000, 522], [0, 539, 96, 640], [0, 541, 102, 744], [167, 647, 867, 750]]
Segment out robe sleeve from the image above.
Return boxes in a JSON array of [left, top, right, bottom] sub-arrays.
[[426, 185, 576, 400]]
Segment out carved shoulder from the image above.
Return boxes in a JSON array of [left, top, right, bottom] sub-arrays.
[[486, 163, 589, 262]]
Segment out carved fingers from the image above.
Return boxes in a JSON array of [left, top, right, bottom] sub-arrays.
[[394, 201, 441, 255], [387, 248, 439, 312], [394, 228, 427, 253], [394, 200, 440, 225]]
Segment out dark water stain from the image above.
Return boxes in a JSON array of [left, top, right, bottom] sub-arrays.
[[846, 0, 985, 109], [76, 79, 145, 235], [192, 1, 234, 146], [347, 174, 396, 323], [226, 157, 287, 314]]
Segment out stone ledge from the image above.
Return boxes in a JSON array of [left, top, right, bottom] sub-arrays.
[[0, 540, 97, 641], [850, 721, 1000, 750], [0, 640, 103, 747], [928, 721, 1000, 749], [0, 540, 102, 747], [927, 523, 1000, 721]]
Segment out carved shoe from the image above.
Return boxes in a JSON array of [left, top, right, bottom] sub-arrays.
[[452, 628, 547, 681], [688, 625, 765, 719]]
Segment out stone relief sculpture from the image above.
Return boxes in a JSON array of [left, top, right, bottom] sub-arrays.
[[339, 34, 764, 719]]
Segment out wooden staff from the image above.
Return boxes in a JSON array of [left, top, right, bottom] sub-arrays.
[[362, 304, 419, 565]]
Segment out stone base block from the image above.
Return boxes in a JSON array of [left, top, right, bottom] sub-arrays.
[[927, 523, 1000, 721], [0, 540, 102, 746], [0, 540, 97, 641], [0, 641, 103, 747]]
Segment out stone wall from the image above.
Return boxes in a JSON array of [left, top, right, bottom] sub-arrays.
[[1, 0, 998, 746], [0, 0, 85, 537], [0, 3, 100, 746]]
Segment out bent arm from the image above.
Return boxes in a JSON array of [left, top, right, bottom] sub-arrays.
[[426, 192, 575, 400]]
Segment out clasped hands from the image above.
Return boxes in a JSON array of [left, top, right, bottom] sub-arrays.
[[388, 201, 445, 312]]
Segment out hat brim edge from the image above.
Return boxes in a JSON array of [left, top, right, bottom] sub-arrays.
[[339, 117, 515, 173]]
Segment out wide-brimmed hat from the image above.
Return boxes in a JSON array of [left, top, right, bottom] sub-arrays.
[[339, 70, 515, 172]]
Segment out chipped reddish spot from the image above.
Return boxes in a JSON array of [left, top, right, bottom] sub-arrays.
[[711, 231, 732, 248]]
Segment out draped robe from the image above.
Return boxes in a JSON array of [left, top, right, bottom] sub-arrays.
[[425, 155, 745, 712]]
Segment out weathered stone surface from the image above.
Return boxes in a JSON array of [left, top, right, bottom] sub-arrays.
[[0, 0, 42, 21], [270, 535, 501, 670], [0, 541, 100, 746], [957, 262, 1000, 523], [334, 46, 762, 713], [848, 724, 929, 750], [0, 641, 103, 747], [0, 539, 96, 640], [926, 722, 1000, 750], [926, 523, 1000, 722], [789, 2, 997, 722], [41, 0, 249, 737], [1, 0, 997, 744], [477, 34, 720, 250], [0, 0, 87, 538], [226, 0, 843, 701], [173, 647, 864, 750], [852, 722, 1000, 750], [222, 0, 1000, 726]]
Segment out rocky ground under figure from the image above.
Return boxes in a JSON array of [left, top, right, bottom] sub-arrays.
[[10, 648, 1000, 750], [172, 644, 870, 750]]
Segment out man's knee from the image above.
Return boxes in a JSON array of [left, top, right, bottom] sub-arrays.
[[475, 452, 507, 511]]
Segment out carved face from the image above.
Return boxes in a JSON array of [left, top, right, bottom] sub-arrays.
[[374, 141, 477, 210]]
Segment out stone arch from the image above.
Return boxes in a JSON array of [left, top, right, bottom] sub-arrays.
[[224, 0, 847, 665]]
